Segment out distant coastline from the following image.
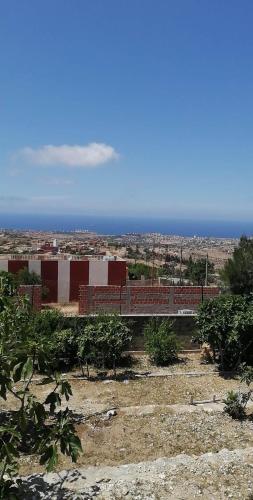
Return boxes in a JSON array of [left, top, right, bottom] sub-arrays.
[[0, 213, 250, 238]]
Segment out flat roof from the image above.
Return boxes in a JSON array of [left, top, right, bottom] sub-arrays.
[[0, 254, 125, 262]]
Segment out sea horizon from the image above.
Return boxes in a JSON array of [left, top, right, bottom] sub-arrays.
[[0, 213, 252, 239]]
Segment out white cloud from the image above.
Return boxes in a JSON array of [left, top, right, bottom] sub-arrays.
[[17, 142, 119, 168]]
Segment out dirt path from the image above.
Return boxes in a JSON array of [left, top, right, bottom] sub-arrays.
[[19, 446, 253, 499]]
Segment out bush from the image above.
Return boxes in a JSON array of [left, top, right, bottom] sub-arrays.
[[78, 314, 132, 375], [224, 364, 253, 420], [47, 328, 78, 370], [128, 263, 152, 280], [196, 295, 253, 371], [34, 310, 79, 370], [144, 319, 180, 366], [223, 390, 248, 420]]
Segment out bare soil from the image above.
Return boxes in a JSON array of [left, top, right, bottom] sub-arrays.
[[2, 353, 252, 482]]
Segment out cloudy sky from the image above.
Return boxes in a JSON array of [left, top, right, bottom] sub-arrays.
[[1, 0, 253, 220]]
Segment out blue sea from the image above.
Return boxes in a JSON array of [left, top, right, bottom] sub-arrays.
[[0, 213, 252, 238]]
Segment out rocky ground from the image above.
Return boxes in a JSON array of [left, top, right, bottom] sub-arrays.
[[3, 354, 253, 498], [20, 447, 253, 499]]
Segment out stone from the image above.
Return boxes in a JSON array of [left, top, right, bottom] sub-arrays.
[[106, 409, 117, 418]]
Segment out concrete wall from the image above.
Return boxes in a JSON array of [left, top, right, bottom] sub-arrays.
[[79, 285, 220, 315], [125, 315, 198, 350]]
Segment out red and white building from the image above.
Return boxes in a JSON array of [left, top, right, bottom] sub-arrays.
[[0, 256, 127, 303]]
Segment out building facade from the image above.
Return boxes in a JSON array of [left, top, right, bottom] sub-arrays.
[[0, 256, 127, 303]]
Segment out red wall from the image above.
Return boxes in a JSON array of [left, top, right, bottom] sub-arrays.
[[41, 261, 58, 302], [5, 258, 127, 303], [8, 260, 28, 274], [69, 261, 89, 301], [108, 261, 127, 285]]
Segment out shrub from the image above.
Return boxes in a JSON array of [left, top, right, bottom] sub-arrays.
[[47, 328, 78, 370], [196, 295, 253, 371], [223, 390, 248, 420], [78, 314, 132, 376], [144, 319, 180, 366], [0, 295, 81, 496], [34, 309, 64, 337], [224, 364, 253, 419], [33, 310, 79, 370]]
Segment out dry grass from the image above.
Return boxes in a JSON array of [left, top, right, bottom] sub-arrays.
[[1, 372, 245, 413], [19, 410, 253, 475], [2, 353, 252, 477]]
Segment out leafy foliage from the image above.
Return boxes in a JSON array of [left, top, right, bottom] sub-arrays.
[[128, 263, 153, 280], [15, 268, 42, 287], [0, 268, 49, 303], [222, 236, 253, 295], [196, 294, 253, 370], [224, 364, 253, 419], [223, 390, 248, 419], [15, 268, 49, 299], [0, 295, 82, 497], [144, 318, 180, 366], [78, 314, 132, 376], [32, 310, 78, 370], [184, 256, 214, 285]]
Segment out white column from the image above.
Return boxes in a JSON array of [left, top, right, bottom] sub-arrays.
[[28, 260, 41, 276], [58, 260, 70, 303], [0, 260, 8, 272], [89, 260, 108, 285]]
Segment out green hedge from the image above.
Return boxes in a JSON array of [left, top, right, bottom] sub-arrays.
[[62, 315, 197, 351]]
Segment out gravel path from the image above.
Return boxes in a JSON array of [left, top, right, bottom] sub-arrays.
[[20, 447, 253, 499]]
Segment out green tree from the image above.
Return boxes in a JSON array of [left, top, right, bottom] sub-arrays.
[[157, 264, 175, 278], [15, 268, 42, 287], [0, 272, 16, 311], [0, 268, 49, 300], [77, 323, 97, 378], [15, 268, 49, 299], [78, 315, 132, 376], [33, 309, 78, 371], [128, 263, 153, 280], [144, 318, 180, 366], [195, 295, 253, 370], [184, 257, 214, 285], [0, 295, 82, 497], [222, 236, 253, 295]]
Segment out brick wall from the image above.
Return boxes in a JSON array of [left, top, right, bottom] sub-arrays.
[[79, 285, 220, 315], [18, 285, 42, 311]]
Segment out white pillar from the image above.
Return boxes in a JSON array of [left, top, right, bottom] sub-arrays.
[[58, 260, 70, 303], [28, 260, 42, 276], [0, 260, 8, 272], [89, 260, 108, 285]]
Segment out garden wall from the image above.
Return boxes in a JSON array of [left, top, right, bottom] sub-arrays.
[[79, 285, 219, 315], [18, 285, 42, 311]]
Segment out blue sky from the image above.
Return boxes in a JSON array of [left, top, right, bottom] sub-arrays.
[[1, 0, 253, 220]]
